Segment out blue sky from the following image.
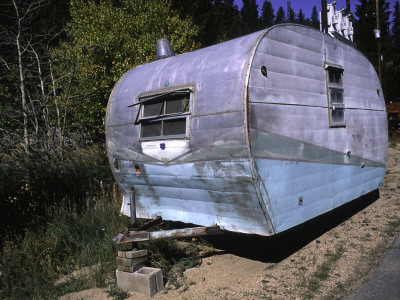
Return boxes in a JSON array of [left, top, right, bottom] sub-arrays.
[[233, 0, 398, 23]]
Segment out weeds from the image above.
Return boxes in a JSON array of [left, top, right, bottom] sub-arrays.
[[0, 145, 209, 299], [141, 240, 202, 290], [106, 282, 129, 300], [0, 146, 114, 238], [301, 243, 345, 299], [0, 189, 128, 299], [384, 220, 400, 237]]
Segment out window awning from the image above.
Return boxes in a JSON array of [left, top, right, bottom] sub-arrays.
[[128, 88, 193, 108], [324, 62, 344, 72]]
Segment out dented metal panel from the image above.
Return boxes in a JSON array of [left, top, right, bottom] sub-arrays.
[[106, 24, 387, 237]]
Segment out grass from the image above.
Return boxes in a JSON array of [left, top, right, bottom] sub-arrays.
[[106, 282, 130, 300], [0, 191, 129, 299], [142, 240, 202, 290], [300, 243, 345, 299], [0, 193, 204, 299], [0, 145, 115, 239], [384, 219, 400, 237], [0, 145, 207, 298]]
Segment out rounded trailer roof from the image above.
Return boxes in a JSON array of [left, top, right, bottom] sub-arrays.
[[106, 29, 266, 128]]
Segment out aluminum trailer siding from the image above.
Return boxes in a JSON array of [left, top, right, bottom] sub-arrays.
[[105, 24, 387, 236]]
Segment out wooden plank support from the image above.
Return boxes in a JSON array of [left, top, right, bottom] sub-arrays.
[[112, 225, 223, 244]]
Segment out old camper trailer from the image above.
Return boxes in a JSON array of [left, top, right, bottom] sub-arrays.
[[106, 24, 387, 239]]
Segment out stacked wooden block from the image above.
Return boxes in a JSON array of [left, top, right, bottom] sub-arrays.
[[116, 249, 148, 273]]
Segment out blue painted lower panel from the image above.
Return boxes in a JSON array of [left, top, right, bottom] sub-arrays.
[[116, 157, 384, 236], [255, 158, 385, 233], [117, 159, 272, 236]]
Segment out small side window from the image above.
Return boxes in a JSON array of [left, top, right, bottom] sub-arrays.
[[131, 86, 192, 140], [325, 64, 345, 127]]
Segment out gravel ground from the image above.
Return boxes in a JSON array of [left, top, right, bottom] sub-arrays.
[[61, 141, 400, 300]]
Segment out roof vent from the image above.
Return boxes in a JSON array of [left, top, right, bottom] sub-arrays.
[[156, 38, 175, 60]]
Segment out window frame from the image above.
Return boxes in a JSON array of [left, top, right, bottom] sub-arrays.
[[325, 63, 346, 128], [130, 84, 194, 141]]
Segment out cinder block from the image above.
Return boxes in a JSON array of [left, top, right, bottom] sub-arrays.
[[117, 263, 145, 273], [117, 250, 127, 258], [116, 267, 164, 297], [126, 249, 148, 259], [116, 256, 147, 267], [125, 263, 146, 273], [117, 264, 125, 271]]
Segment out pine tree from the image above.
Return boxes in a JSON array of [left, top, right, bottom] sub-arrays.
[[354, 0, 391, 66], [384, 1, 400, 101], [393, 1, 400, 51], [297, 8, 306, 25], [261, 0, 274, 28], [241, 0, 260, 34], [354, 0, 393, 101], [287, 7, 296, 23], [275, 6, 285, 24], [310, 5, 320, 29], [171, 0, 214, 47]]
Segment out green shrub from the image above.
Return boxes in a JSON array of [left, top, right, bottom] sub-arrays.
[[0, 145, 114, 237], [0, 192, 128, 299]]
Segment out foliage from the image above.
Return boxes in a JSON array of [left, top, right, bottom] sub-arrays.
[[211, 0, 242, 43], [275, 6, 286, 24], [142, 239, 202, 289], [0, 0, 71, 150], [310, 6, 320, 29], [261, 0, 274, 28], [287, 6, 296, 23], [171, 0, 242, 46], [0, 191, 128, 299], [384, 1, 400, 101], [51, 0, 199, 134], [106, 282, 129, 300], [301, 243, 346, 298], [297, 9, 306, 25], [353, 0, 394, 99], [0, 142, 205, 299], [240, 0, 261, 34], [393, 1, 400, 50], [0, 145, 114, 237]]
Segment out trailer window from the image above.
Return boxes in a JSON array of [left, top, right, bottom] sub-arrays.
[[134, 87, 192, 139], [325, 64, 345, 127]]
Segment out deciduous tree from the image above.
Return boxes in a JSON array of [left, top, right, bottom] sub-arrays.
[[52, 0, 199, 135]]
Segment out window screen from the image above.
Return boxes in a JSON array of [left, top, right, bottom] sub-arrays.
[[325, 64, 345, 127]]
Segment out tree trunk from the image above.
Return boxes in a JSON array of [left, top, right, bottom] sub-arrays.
[[13, 0, 29, 151]]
